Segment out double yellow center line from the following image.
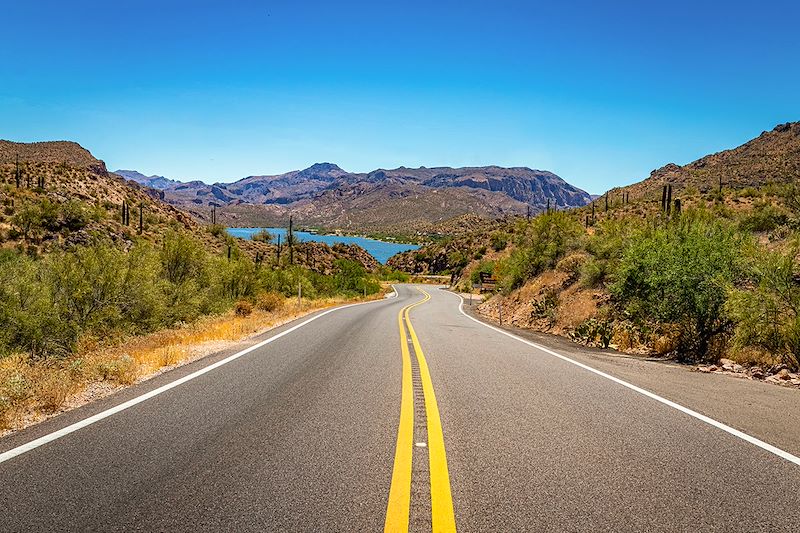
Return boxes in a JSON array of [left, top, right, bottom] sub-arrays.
[[384, 288, 456, 532]]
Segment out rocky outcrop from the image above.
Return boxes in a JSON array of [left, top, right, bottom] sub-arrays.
[[607, 121, 800, 201]]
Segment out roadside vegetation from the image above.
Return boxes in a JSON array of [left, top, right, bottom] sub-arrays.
[[435, 184, 800, 374], [0, 229, 400, 431]]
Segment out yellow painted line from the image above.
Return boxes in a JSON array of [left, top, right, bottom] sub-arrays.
[[384, 292, 427, 532], [406, 288, 457, 532]]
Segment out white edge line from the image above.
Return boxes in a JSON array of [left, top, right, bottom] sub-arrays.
[[451, 291, 800, 467], [0, 297, 387, 465]]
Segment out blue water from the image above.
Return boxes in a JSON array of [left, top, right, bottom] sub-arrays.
[[227, 227, 419, 264]]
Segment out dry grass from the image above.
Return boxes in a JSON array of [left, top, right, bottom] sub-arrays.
[[0, 293, 382, 434], [726, 346, 781, 368]]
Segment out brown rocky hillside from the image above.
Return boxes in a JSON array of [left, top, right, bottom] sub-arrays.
[[611, 122, 800, 202], [0, 141, 379, 272]]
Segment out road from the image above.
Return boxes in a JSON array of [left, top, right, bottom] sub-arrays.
[[1, 284, 799, 531]]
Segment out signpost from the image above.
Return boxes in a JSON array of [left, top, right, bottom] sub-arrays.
[[478, 272, 497, 293]]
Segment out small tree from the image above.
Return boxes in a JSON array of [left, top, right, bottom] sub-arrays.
[[728, 244, 800, 369], [251, 229, 273, 243], [611, 218, 748, 360]]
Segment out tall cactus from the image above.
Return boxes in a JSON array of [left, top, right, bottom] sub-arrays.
[[15, 155, 21, 189], [666, 185, 673, 215], [288, 215, 294, 265]]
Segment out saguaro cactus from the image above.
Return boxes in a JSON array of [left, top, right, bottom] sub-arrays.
[[288, 215, 294, 265], [15, 155, 21, 189], [666, 185, 673, 215]]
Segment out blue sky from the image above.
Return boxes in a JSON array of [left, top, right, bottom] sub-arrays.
[[1, 0, 798, 193]]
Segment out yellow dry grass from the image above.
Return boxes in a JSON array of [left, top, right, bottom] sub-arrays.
[[0, 293, 383, 434]]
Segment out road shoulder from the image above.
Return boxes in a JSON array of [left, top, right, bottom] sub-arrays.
[[457, 290, 800, 458]]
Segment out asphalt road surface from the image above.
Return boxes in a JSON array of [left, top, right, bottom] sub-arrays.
[[1, 284, 799, 532]]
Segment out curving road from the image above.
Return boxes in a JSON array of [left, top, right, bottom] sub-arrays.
[[1, 284, 799, 532]]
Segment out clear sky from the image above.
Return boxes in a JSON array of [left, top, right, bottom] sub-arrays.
[[2, 0, 798, 193]]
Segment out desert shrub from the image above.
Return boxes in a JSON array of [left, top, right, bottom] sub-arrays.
[[255, 292, 285, 312], [259, 266, 322, 299], [212, 253, 258, 301], [59, 201, 89, 231], [234, 300, 253, 317], [580, 258, 609, 288], [446, 251, 468, 274], [250, 229, 273, 243], [531, 289, 559, 324], [611, 218, 748, 361], [738, 202, 787, 232], [11, 199, 58, 240], [470, 260, 495, 285], [570, 318, 614, 348], [585, 218, 641, 262], [207, 224, 229, 238], [94, 354, 137, 384], [158, 232, 214, 321], [375, 266, 409, 282], [556, 253, 587, 283], [34, 370, 75, 412], [334, 259, 380, 295], [739, 187, 761, 198], [497, 211, 583, 291], [490, 231, 510, 251], [727, 245, 800, 369]]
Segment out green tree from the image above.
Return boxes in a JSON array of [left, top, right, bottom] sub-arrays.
[[611, 219, 748, 360], [728, 244, 800, 369], [498, 211, 583, 291]]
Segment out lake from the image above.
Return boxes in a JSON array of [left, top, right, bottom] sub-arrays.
[[227, 227, 419, 264]]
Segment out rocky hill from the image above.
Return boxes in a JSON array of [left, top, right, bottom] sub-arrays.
[[0, 141, 380, 272], [610, 122, 800, 202], [118, 163, 592, 237]]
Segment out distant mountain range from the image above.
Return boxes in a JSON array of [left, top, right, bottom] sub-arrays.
[[114, 163, 593, 234], [115, 169, 179, 190]]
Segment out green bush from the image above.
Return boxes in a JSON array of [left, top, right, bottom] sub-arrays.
[[580, 258, 608, 288], [727, 245, 800, 369], [470, 260, 495, 285], [611, 218, 749, 360], [333, 259, 380, 295], [490, 231, 509, 251], [251, 229, 273, 243], [0, 230, 379, 360], [738, 202, 787, 232], [376, 266, 410, 282], [497, 212, 583, 291], [207, 224, 229, 238]]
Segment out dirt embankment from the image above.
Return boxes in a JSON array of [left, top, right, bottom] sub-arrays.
[[473, 268, 800, 390]]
